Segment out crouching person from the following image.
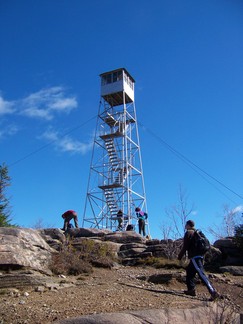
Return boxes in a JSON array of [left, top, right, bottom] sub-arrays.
[[62, 210, 79, 231]]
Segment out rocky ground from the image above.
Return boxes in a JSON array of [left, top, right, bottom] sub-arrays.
[[0, 265, 242, 324]]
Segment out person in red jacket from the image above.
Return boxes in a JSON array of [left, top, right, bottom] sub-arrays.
[[62, 210, 79, 231]]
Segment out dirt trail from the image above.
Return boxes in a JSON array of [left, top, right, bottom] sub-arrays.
[[0, 266, 242, 323]]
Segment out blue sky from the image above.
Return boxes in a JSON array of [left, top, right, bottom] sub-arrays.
[[0, 0, 242, 241]]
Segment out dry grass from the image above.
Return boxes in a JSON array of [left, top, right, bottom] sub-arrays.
[[136, 256, 182, 269], [49, 238, 115, 275]]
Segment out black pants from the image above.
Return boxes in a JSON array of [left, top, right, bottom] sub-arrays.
[[186, 256, 216, 295], [117, 217, 123, 230], [138, 219, 146, 236]]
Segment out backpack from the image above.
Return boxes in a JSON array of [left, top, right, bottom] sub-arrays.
[[126, 224, 134, 231], [193, 230, 211, 255]]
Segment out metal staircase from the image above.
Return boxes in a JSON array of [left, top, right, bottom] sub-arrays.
[[114, 167, 128, 185], [103, 189, 118, 218], [103, 137, 119, 168]]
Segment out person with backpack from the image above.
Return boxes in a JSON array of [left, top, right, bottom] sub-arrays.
[[135, 207, 148, 237], [62, 210, 79, 231], [178, 220, 219, 300]]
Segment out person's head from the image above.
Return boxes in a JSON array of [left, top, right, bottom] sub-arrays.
[[62, 214, 65, 219], [185, 220, 195, 229], [135, 207, 140, 212]]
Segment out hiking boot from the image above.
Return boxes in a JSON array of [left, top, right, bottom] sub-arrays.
[[184, 289, 196, 296], [209, 291, 220, 301]]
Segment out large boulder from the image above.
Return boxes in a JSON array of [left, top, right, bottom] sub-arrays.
[[56, 304, 241, 324], [38, 228, 66, 251], [71, 237, 122, 261], [118, 243, 147, 258], [104, 231, 146, 244], [219, 266, 243, 276], [213, 238, 243, 266], [66, 228, 113, 238], [0, 227, 54, 274]]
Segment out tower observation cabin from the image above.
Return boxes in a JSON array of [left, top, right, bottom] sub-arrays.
[[100, 69, 134, 105], [83, 68, 148, 233]]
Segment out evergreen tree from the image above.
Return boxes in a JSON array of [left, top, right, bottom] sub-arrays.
[[0, 163, 13, 227]]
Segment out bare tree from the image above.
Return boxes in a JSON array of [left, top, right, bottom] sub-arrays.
[[223, 204, 236, 237], [159, 222, 172, 240], [161, 185, 196, 239], [31, 217, 56, 229], [31, 218, 46, 229], [208, 204, 243, 240]]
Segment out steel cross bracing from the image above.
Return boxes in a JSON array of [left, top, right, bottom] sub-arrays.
[[83, 71, 148, 233]]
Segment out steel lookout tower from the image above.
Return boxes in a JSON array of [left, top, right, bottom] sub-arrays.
[[82, 68, 148, 232]]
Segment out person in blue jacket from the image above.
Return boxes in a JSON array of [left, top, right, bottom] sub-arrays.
[[135, 207, 148, 237]]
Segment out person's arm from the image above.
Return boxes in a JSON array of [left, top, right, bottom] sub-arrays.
[[178, 232, 189, 260]]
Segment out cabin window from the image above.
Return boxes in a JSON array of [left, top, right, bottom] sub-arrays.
[[113, 72, 118, 82], [101, 74, 112, 85], [101, 76, 106, 86], [102, 70, 124, 85], [117, 70, 122, 80], [112, 70, 123, 82], [123, 73, 134, 90], [106, 73, 112, 84]]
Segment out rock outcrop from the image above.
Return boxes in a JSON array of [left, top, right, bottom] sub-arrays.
[[214, 237, 243, 266], [0, 227, 242, 277], [56, 304, 242, 324], [219, 266, 243, 276], [0, 227, 55, 274], [0, 227, 242, 323]]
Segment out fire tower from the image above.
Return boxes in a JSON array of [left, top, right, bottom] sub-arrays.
[[82, 68, 148, 232]]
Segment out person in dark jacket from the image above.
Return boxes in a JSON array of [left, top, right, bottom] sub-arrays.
[[178, 220, 219, 300], [62, 210, 79, 231], [117, 209, 123, 230]]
